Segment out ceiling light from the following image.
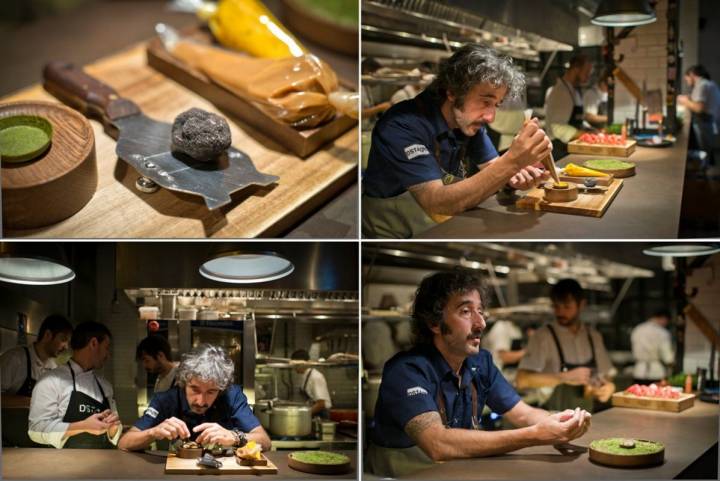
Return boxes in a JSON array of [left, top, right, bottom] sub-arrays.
[[199, 252, 294, 284], [591, 0, 656, 27], [643, 245, 720, 258], [0, 256, 75, 285]]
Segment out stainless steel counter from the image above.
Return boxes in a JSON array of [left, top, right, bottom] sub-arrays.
[[364, 401, 718, 480], [418, 124, 690, 239], [1, 448, 357, 479]]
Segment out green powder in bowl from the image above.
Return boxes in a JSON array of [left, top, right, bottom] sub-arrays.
[[292, 0, 358, 29], [0, 115, 53, 163], [289, 451, 350, 465], [584, 159, 635, 170], [590, 438, 664, 455]]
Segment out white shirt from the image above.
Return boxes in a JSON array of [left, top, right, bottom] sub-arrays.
[[154, 363, 179, 393], [583, 87, 608, 116], [482, 320, 523, 369], [545, 78, 582, 141], [1, 344, 58, 394], [299, 368, 332, 409], [28, 359, 120, 448], [631, 320, 674, 380], [691, 77, 720, 119]]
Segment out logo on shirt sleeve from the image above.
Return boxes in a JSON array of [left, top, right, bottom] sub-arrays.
[[144, 407, 159, 419], [404, 144, 430, 160], [406, 386, 429, 397]]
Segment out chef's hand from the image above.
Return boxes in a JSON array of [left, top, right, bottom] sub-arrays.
[[99, 410, 122, 437], [81, 412, 114, 436], [507, 163, 549, 190], [560, 367, 592, 386], [506, 119, 553, 169], [533, 407, 591, 444], [590, 381, 616, 403], [194, 423, 235, 446], [150, 417, 191, 441]]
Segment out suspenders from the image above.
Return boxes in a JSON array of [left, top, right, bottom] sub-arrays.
[[435, 380, 480, 430], [546, 324, 597, 372]]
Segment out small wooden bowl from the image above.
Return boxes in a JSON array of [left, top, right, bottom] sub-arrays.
[[1, 101, 97, 229], [542, 182, 578, 203], [589, 439, 664, 468], [176, 446, 203, 459], [287, 452, 352, 475]]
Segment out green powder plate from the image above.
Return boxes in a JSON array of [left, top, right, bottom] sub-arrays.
[[590, 438, 664, 456], [584, 159, 635, 170], [289, 451, 350, 465], [0, 115, 53, 163]]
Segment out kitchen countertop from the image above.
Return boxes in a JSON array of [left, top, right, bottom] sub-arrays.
[[418, 124, 690, 239], [364, 401, 718, 480], [1, 448, 357, 479]]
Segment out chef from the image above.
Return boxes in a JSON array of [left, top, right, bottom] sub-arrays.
[[1, 314, 73, 447], [28, 321, 121, 449], [367, 271, 592, 478], [362, 44, 553, 239], [678, 64, 720, 164], [290, 349, 332, 417], [516, 279, 616, 412], [544, 54, 594, 158], [118, 344, 271, 452], [136, 335, 179, 393], [583, 76, 609, 128], [631, 310, 674, 384]]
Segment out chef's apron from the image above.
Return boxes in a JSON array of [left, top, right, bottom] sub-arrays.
[[551, 79, 585, 160], [61, 365, 114, 449], [1, 347, 43, 447], [300, 369, 329, 419], [366, 381, 480, 477], [362, 97, 472, 239], [543, 325, 596, 412]]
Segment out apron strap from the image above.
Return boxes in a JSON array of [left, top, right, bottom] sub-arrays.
[[586, 329, 597, 367], [547, 325, 568, 371], [23, 346, 33, 386], [68, 363, 109, 404], [302, 368, 313, 399], [69, 364, 77, 392], [435, 387, 448, 426], [435, 380, 480, 429]]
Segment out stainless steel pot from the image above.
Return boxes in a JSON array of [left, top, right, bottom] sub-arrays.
[[253, 399, 273, 430], [269, 402, 312, 437]]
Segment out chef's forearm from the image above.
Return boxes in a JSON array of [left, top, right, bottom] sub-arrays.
[[118, 427, 155, 451], [247, 426, 272, 452], [28, 420, 71, 449]]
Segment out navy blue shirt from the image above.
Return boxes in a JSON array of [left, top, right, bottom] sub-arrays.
[[369, 344, 521, 448], [135, 384, 260, 436], [363, 89, 499, 198]]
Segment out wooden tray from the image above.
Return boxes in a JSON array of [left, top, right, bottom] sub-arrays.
[[589, 440, 664, 468], [165, 453, 278, 475], [1, 43, 357, 238], [568, 139, 637, 157], [146, 28, 356, 159], [516, 177, 623, 217], [611, 392, 695, 412]]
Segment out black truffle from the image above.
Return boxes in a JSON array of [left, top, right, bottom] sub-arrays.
[[171, 108, 232, 162]]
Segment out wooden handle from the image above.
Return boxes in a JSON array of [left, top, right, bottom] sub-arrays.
[[42, 61, 140, 139]]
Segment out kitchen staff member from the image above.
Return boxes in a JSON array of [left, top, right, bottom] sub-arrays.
[[291, 349, 333, 417], [367, 271, 592, 478], [678, 65, 720, 163], [136, 335, 179, 393], [583, 76, 609, 127], [362, 44, 553, 239], [1, 314, 73, 447], [516, 279, 616, 412], [118, 344, 271, 452], [544, 54, 594, 158], [631, 310, 674, 384], [28, 321, 121, 449]]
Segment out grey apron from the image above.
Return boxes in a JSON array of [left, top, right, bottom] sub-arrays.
[[543, 325, 596, 412], [366, 382, 480, 477], [551, 79, 585, 160], [300, 368, 329, 419]]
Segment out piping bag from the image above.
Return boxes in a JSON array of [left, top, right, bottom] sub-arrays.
[[156, 23, 358, 128]]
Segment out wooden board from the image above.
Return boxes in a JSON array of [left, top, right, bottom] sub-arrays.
[[1, 43, 357, 238], [146, 28, 356, 159], [567, 139, 637, 157], [165, 454, 278, 475], [516, 178, 624, 217], [611, 392, 695, 412]]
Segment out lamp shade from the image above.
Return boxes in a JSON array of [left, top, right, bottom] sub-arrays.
[[591, 0, 656, 26], [643, 245, 720, 257], [0, 256, 75, 285], [199, 252, 294, 284]]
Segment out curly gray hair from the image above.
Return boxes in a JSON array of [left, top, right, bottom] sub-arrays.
[[177, 344, 235, 390], [428, 44, 525, 108]]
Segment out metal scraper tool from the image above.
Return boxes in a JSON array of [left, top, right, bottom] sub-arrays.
[[42, 61, 278, 210]]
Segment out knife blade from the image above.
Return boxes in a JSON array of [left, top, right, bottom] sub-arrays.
[[42, 61, 278, 210]]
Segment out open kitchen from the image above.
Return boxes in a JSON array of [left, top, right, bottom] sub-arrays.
[[361, 0, 719, 239], [362, 242, 719, 479], [0, 242, 358, 479]]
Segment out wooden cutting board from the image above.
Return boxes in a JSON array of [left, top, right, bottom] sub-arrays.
[[567, 139, 637, 157], [165, 454, 278, 475], [611, 392, 695, 412], [0, 43, 357, 238], [516, 177, 623, 217]]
